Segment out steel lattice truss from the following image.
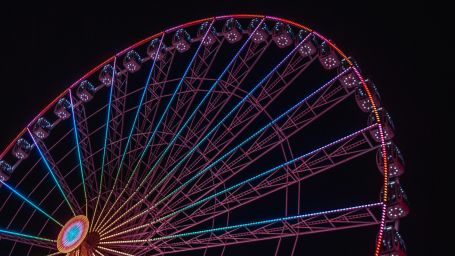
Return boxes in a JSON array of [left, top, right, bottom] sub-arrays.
[[0, 15, 405, 256]]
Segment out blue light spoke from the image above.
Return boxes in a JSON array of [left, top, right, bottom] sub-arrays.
[[92, 57, 116, 227], [0, 180, 63, 227], [27, 128, 76, 216], [114, 34, 165, 183], [94, 32, 166, 230], [68, 90, 88, 216]]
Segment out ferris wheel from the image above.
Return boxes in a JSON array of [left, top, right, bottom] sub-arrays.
[[0, 15, 409, 256]]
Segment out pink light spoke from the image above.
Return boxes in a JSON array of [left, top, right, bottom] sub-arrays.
[[101, 203, 382, 255]]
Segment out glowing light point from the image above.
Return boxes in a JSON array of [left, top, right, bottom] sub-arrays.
[[57, 215, 89, 253]]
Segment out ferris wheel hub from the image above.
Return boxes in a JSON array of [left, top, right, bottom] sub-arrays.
[[56, 215, 90, 254]]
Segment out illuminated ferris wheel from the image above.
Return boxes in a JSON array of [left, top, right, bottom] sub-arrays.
[[0, 15, 408, 256]]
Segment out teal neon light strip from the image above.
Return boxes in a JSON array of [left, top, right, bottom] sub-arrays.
[[0, 180, 63, 227], [27, 128, 76, 215], [0, 228, 55, 242]]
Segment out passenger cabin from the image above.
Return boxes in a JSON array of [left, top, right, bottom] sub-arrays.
[[172, 29, 191, 53], [248, 18, 269, 44], [147, 38, 167, 61], [355, 79, 381, 113], [99, 64, 117, 86], [123, 50, 142, 73], [33, 117, 52, 139], [0, 160, 12, 182], [381, 179, 410, 220], [368, 108, 395, 142], [12, 138, 32, 159], [380, 224, 407, 256], [54, 98, 72, 120], [77, 81, 96, 102], [295, 30, 317, 57], [223, 18, 243, 44], [197, 22, 217, 46], [377, 142, 406, 177], [272, 22, 294, 48], [318, 41, 340, 70]]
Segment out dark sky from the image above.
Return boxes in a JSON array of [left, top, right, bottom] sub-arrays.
[[0, 1, 446, 255]]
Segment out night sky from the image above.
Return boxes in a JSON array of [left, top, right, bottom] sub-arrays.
[[0, 1, 445, 255]]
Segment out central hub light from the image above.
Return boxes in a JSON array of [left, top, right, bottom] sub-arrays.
[[57, 215, 89, 253]]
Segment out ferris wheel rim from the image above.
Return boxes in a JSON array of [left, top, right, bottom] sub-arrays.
[[0, 14, 391, 256]]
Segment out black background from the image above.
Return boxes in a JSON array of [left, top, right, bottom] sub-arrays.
[[0, 1, 446, 255]]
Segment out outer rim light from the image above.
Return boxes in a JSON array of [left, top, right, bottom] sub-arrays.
[[57, 215, 89, 253]]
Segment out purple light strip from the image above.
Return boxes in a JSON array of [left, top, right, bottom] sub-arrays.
[[101, 202, 383, 244]]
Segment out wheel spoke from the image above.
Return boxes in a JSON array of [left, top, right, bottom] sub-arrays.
[[101, 203, 382, 255], [154, 203, 382, 255], [91, 57, 117, 229], [156, 124, 379, 236], [100, 124, 378, 240], [68, 90, 88, 216], [0, 180, 63, 226], [71, 94, 100, 206], [0, 228, 56, 249], [94, 249, 106, 256], [27, 128, 77, 215], [127, 51, 177, 170], [93, 33, 165, 230], [103, 68, 129, 189]]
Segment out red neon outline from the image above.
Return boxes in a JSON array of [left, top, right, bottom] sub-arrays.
[[164, 17, 213, 33], [216, 14, 265, 20], [265, 15, 313, 32], [116, 32, 163, 57], [0, 15, 389, 256]]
